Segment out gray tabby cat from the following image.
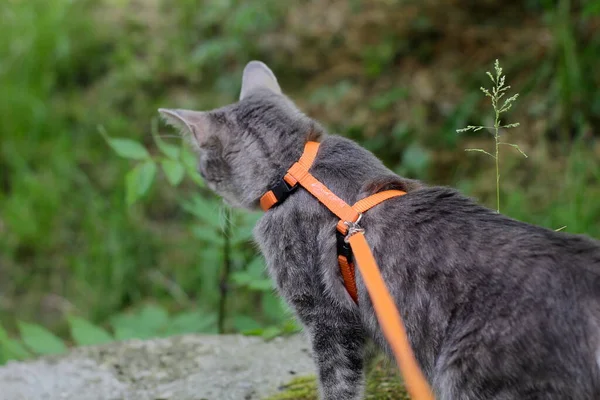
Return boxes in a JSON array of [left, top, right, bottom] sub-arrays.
[[159, 61, 600, 400]]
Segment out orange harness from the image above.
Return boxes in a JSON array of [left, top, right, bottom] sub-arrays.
[[260, 141, 435, 400]]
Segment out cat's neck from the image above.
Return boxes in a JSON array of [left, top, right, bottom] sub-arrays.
[[308, 135, 421, 205]]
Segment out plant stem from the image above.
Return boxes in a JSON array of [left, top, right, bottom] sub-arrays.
[[494, 108, 500, 213], [218, 208, 232, 333], [495, 135, 500, 213]]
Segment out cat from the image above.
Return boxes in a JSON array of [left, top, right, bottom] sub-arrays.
[[159, 61, 600, 400]]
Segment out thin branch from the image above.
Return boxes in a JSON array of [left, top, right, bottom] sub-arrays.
[[465, 148, 496, 159], [498, 142, 528, 158], [218, 208, 233, 334], [457, 125, 498, 133]]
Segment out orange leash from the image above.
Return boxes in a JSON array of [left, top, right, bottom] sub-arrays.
[[346, 232, 434, 400], [260, 142, 435, 400]]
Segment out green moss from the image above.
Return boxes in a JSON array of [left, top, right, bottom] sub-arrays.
[[265, 360, 410, 400], [364, 361, 410, 400], [266, 376, 318, 400]]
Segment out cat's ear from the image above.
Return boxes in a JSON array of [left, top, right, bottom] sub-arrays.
[[158, 108, 210, 143], [239, 60, 282, 100]]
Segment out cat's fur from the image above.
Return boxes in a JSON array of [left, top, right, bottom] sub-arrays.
[[159, 61, 600, 400]]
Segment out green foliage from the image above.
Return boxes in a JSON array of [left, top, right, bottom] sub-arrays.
[[17, 322, 67, 355], [161, 160, 185, 186], [458, 59, 527, 213], [0, 325, 31, 363], [103, 136, 151, 161], [0, 305, 223, 361], [231, 257, 274, 292], [68, 317, 113, 346], [125, 161, 157, 205], [109, 304, 218, 340], [100, 120, 296, 342]]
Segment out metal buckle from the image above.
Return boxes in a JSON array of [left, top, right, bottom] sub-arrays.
[[343, 213, 364, 243]]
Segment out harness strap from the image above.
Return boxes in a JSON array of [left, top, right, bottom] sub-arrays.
[[347, 232, 434, 400], [260, 141, 435, 400], [336, 189, 409, 303], [260, 142, 320, 211]]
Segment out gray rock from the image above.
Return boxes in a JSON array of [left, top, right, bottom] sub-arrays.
[[0, 334, 315, 400]]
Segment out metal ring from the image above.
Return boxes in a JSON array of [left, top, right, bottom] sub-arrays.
[[343, 213, 363, 228], [343, 213, 364, 243]]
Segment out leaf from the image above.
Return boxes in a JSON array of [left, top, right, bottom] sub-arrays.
[[0, 325, 31, 361], [113, 326, 139, 341], [181, 147, 204, 187], [68, 317, 113, 346], [110, 305, 169, 340], [138, 304, 169, 334], [241, 328, 264, 337], [18, 322, 66, 355], [105, 137, 150, 160], [152, 118, 180, 159], [231, 271, 253, 286], [1, 338, 32, 361], [230, 212, 260, 245], [232, 257, 269, 289], [137, 161, 157, 195], [161, 160, 185, 186], [247, 257, 266, 277], [165, 311, 218, 335], [280, 318, 301, 334], [261, 326, 282, 340], [247, 279, 274, 291], [230, 225, 254, 246], [190, 225, 225, 245], [181, 195, 223, 229], [262, 292, 286, 322], [234, 315, 263, 333], [125, 161, 157, 205]]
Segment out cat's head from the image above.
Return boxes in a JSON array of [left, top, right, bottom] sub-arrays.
[[159, 61, 323, 209]]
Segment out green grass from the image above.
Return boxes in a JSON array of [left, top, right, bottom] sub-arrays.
[[0, 0, 599, 366], [458, 59, 526, 213]]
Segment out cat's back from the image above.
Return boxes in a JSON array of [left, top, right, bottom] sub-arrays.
[[380, 185, 600, 275], [369, 186, 600, 398]]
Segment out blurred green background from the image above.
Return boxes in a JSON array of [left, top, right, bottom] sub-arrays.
[[1, 0, 599, 362]]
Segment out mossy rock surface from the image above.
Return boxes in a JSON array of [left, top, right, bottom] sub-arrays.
[[265, 359, 410, 400]]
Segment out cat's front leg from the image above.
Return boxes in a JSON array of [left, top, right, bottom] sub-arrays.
[[302, 308, 366, 400]]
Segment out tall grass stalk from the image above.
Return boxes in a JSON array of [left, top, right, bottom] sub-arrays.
[[457, 59, 527, 213]]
